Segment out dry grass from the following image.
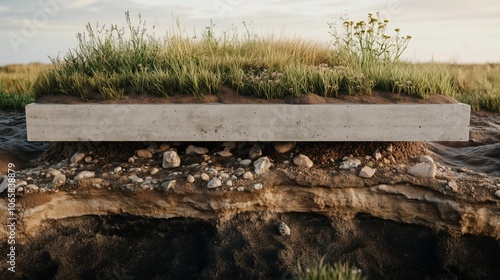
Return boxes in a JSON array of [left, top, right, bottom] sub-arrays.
[[0, 13, 499, 112]]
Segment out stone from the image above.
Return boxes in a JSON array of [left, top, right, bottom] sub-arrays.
[[339, 158, 361, 170], [254, 157, 272, 175], [128, 167, 142, 173], [128, 175, 144, 183], [417, 155, 434, 164], [495, 190, 500, 199], [219, 172, 231, 181], [162, 151, 181, 168], [161, 180, 176, 190], [277, 221, 290, 236], [113, 166, 122, 173], [128, 157, 135, 163], [249, 144, 262, 160], [186, 175, 195, 183], [84, 156, 93, 163], [71, 152, 85, 164], [222, 141, 237, 150], [150, 168, 159, 175], [373, 151, 382, 160], [15, 181, 27, 188], [52, 174, 67, 188], [293, 154, 314, 168], [207, 178, 222, 189], [359, 166, 376, 179], [136, 149, 153, 159], [0, 176, 9, 193], [240, 159, 252, 166], [185, 145, 209, 155], [217, 148, 233, 157], [448, 180, 459, 192], [201, 173, 210, 181], [27, 184, 39, 191], [226, 180, 233, 186], [47, 168, 62, 177], [242, 171, 254, 180], [159, 143, 170, 151], [74, 171, 95, 181], [408, 162, 436, 178], [386, 144, 393, 153], [273, 142, 295, 154], [237, 186, 245, 192], [249, 183, 263, 190]]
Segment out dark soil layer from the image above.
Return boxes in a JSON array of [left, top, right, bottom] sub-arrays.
[[2, 213, 499, 280]]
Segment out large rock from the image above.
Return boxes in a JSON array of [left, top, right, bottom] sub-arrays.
[[74, 171, 95, 181], [408, 162, 436, 178], [408, 155, 436, 178], [136, 149, 153, 159], [70, 152, 85, 164], [249, 144, 263, 160], [273, 142, 295, 154], [52, 174, 67, 188], [359, 166, 376, 179], [339, 158, 361, 170], [254, 157, 272, 175], [162, 151, 181, 168], [293, 154, 314, 168], [207, 178, 222, 189], [277, 221, 291, 236], [185, 145, 209, 155]]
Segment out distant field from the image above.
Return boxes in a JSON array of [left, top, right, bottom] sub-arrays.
[[1, 13, 499, 112]]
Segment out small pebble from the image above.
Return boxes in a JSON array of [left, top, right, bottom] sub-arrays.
[[242, 171, 254, 180], [201, 173, 210, 181], [186, 175, 195, 183]]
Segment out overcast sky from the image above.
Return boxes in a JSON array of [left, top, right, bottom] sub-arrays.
[[1, 0, 499, 65]]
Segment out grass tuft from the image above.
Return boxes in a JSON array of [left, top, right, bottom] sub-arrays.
[[295, 258, 367, 280], [0, 12, 499, 112]]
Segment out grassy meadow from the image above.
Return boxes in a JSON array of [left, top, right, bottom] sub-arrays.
[[1, 12, 499, 112]]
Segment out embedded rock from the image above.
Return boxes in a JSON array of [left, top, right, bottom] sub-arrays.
[[277, 221, 291, 236], [74, 171, 95, 181], [254, 157, 272, 175], [293, 154, 314, 168], [249, 144, 263, 160], [162, 151, 181, 169], [185, 145, 209, 155], [359, 166, 376, 179], [207, 178, 222, 189], [273, 142, 295, 154], [70, 152, 85, 164], [136, 149, 153, 159]]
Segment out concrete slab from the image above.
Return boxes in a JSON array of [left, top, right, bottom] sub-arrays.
[[25, 103, 470, 142]]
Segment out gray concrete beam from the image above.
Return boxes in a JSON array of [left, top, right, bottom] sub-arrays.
[[25, 103, 470, 141]]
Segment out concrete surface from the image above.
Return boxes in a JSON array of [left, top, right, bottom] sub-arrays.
[[25, 103, 470, 141]]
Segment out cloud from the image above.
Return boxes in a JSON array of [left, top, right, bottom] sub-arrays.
[[0, 5, 9, 13]]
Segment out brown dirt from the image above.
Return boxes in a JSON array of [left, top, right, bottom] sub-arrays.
[[1, 213, 499, 280], [35, 87, 459, 105]]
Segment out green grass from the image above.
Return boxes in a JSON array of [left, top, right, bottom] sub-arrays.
[[1, 12, 499, 112], [295, 258, 367, 280], [31, 12, 457, 102], [0, 63, 48, 111]]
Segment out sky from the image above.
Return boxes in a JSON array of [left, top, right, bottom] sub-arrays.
[[1, 0, 499, 65]]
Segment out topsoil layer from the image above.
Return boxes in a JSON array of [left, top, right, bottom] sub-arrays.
[[36, 87, 459, 105]]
